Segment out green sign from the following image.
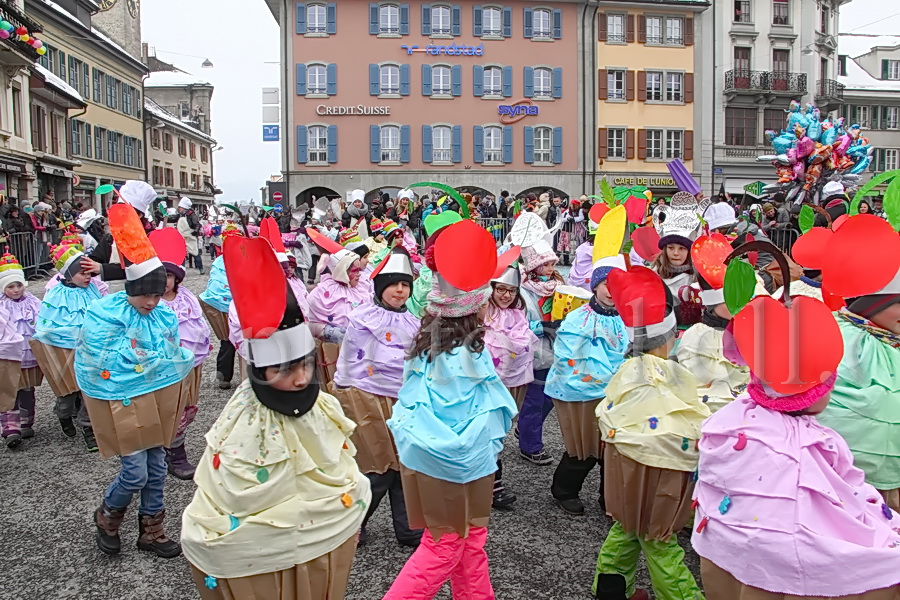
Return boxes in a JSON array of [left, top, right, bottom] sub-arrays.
[[743, 181, 766, 198]]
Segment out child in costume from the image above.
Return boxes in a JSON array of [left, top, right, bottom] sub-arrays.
[[0, 302, 25, 447], [32, 241, 104, 451], [567, 223, 596, 292], [181, 235, 371, 600], [693, 240, 900, 599], [77, 203, 194, 558], [331, 247, 422, 546], [151, 228, 212, 480], [0, 252, 43, 448], [199, 225, 240, 389], [546, 255, 628, 516], [593, 265, 709, 600], [46, 228, 110, 295], [406, 211, 463, 318], [305, 232, 371, 345], [652, 192, 704, 326], [383, 220, 517, 600]]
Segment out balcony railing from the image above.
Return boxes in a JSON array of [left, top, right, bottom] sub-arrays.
[[381, 149, 401, 162], [433, 149, 452, 162], [0, 0, 42, 62], [725, 70, 807, 94], [816, 78, 845, 100]]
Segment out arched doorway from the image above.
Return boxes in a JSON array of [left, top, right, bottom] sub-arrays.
[[365, 186, 402, 204], [516, 186, 570, 200], [295, 186, 340, 208], [455, 185, 494, 198]]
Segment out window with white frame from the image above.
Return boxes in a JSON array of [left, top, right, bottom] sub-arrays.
[[534, 126, 552, 163], [855, 106, 871, 128], [483, 7, 502, 36], [607, 14, 625, 43], [886, 149, 899, 171], [534, 67, 552, 98], [533, 8, 552, 38], [608, 69, 625, 100], [734, 0, 751, 22], [666, 72, 684, 102], [380, 4, 400, 34], [888, 60, 900, 80], [887, 106, 900, 129], [71, 120, 82, 156], [608, 128, 625, 158], [308, 3, 327, 32], [772, 0, 789, 24], [432, 5, 451, 34], [308, 64, 327, 95], [666, 130, 683, 159], [381, 125, 401, 161], [484, 126, 502, 161], [666, 17, 684, 44], [647, 129, 663, 159], [309, 125, 328, 162], [646, 16, 663, 44], [647, 71, 663, 101], [483, 66, 502, 96], [380, 64, 400, 94], [433, 65, 452, 95], [433, 125, 452, 161]]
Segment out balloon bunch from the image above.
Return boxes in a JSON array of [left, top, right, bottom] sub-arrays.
[[758, 100, 871, 205], [0, 21, 46, 55]]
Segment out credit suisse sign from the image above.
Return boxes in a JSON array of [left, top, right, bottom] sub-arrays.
[[316, 105, 391, 116]]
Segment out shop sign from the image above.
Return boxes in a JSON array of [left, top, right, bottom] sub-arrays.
[[316, 105, 391, 116], [613, 176, 675, 187], [402, 43, 484, 56], [499, 100, 538, 124], [0, 159, 25, 174]]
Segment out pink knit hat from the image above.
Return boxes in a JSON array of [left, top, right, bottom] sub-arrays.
[[747, 373, 837, 413], [521, 243, 558, 273]]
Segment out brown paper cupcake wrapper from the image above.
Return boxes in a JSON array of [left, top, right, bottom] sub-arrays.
[[0, 359, 21, 412], [28, 340, 78, 397], [315, 339, 340, 387], [400, 467, 493, 539], [180, 366, 203, 408], [19, 366, 43, 390], [328, 383, 399, 474], [554, 398, 603, 460], [200, 301, 229, 341]]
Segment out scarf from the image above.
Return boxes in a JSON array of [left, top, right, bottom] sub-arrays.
[[589, 296, 619, 317], [701, 307, 730, 330], [374, 294, 408, 313], [838, 309, 900, 349], [521, 273, 559, 300], [249, 370, 321, 417], [347, 203, 367, 218], [669, 263, 693, 275]]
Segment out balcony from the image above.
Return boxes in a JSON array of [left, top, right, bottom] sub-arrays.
[[0, 0, 42, 67], [724, 69, 807, 98], [815, 78, 845, 111]]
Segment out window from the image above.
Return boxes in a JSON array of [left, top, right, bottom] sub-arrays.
[[608, 128, 626, 158], [190, 142, 197, 160], [483, 7, 502, 36], [773, 49, 790, 75], [483, 126, 502, 162], [137, 140, 143, 168], [152, 164, 163, 186], [773, 0, 789, 24], [109, 132, 121, 163], [646, 71, 663, 101], [734, 0, 751, 23], [380, 125, 401, 162], [608, 69, 625, 100], [178, 138, 187, 157], [201, 146, 209, 163], [165, 167, 174, 187], [54, 114, 64, 155], [306, 125, 326, 162], [886, 149, 899, 171], [734, 47, 751, 72], [646, 16, 663, 44], [483, 66, 502, 97], [646, 129, 663, 159], [82, 63, 90, 98], [180, 171, 188, 189], [151, 128, 160, 149], [95, 127, 104, 161], [308, 64, 327, 94], [666, 17, 684, 44], [11, 86, 21, 137], [533, 8, 552, 38], [85, 123, 92, 158], [887, 60, 900, 80], [57, 51, 66, 80], [93, 68, 103, 103], [308, 3, 327, 33], [191, 173, 200, 190], [855, 106, 871, 128], [666, 72, 683, 102], [122, 85, 133, 116], [433, 65, 451, 95], [534, 126, 552, 163], [433, 125, 452, 161], [725, 107, 758, 146], [607, 14, 625, 43], [38, 46, 50, 69], [71, 120, 82, 156], [30, 105, 46, 151], [105, 75, 118, 110], [666, 130, 683, 159], [763, 108, 784, 141], [432, 5, 451, 35], [380, 64, 400, 94], [887, 107, 900, 129], [163, 133, 173, 153], [380, 4, 400, 34], [533, 67, 552, 98], [69, 57, 81, 93], [124, 136, 134, 166], [819, 4, 829, 32]]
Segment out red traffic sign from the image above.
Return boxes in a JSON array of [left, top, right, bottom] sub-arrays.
[[272, 191, 283, 203]]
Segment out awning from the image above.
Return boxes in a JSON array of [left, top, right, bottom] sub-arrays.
[[723, 178, 767, 196], [38, 164, 74, 178]]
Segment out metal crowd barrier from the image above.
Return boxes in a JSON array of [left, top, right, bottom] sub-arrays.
[[3, 231, 53, 278], [767, 228, 799, 254]]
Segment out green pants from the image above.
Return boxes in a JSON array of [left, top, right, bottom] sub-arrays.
[[593, 521, 704, 600]]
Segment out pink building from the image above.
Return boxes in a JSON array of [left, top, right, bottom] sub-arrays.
[[264, 0, 591, 205]]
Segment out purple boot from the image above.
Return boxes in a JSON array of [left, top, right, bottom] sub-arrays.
[[165, 443, 195, 480]]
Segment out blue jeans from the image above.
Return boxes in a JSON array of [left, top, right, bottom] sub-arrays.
[[104, 446, 167, 515], [518, 368, 555, 455]]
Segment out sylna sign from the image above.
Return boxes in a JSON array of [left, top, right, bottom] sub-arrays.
[[401, 43, 484, 56], [498, 100, 539, 124]]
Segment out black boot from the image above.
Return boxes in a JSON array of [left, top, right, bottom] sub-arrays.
[[492, 478, 517, 509], [595, 574, 649, 600], [165, 443, 196, 480], [551, 452, 598, 515], [137, 511, 182, 558], [387, 470, 422, 547], [83, 427, 98, 452], [94, 503, 127, 555], [59, 417, 76, 437]]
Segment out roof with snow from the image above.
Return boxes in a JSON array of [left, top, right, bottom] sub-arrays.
[[839, 56, 900, 92], [144, 97, 217, 145], [839, 33, 900, 59], [145, 70, 212, 88], [31, 63, 86, 107], [838, 33, 900, 92]]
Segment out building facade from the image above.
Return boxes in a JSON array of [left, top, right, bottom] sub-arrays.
[[594, 0, 709, 200], [266, 0, 591, 205], [698, 0, 849, 196]]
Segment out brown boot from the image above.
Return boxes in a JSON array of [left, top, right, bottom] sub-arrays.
[[137, 511, 182, 558], [94, 503, 127, 555]]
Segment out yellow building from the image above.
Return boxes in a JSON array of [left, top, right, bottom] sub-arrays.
[[27, 0, 147, 209], [594, 0, 709, 198]]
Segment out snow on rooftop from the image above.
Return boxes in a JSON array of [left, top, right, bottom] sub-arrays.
[[839, 33, 900, 59], [33, 62, 84, 104], [145, 70, 212, 88], [839, 56, 900, 91], [144, 97, 217, 144]]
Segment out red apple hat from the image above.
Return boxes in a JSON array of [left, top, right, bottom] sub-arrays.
[[148, 228, 187, 283], [607, 265, 676, 353]]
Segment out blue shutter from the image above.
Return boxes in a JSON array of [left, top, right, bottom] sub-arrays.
[[422, 4, 431, 35], [451, 5, 461, 36], [326, 63, 337, 95], [296, 3, 307, 34], [502, 66, 512, 98], [326, 3, 337, 34], [524, 126, 534, 163], [369, 3, 379, 34], [422, 125, 433, 162], [502, 7, 512, 37], [370, 125, 381, 163], [400, 125, 411, 163], [327, 125, 338, 163], [502, 126, 513, 163], [400, 4, 410, 35], [473, 6, 483, 36], [552, 9, 562, 39], [296, 125, 308, 163], [473, 126, 484, 163], [552, 127, 563, 164], [369, 64, 380, 95], [524, 8, 533, 38], [422, 64, 432, 95], [552, 67, 563, 98], [451, 65, 462, 96], [400, 64, 410, 96], [451, 125, 462, 162], [524, 66, 534, 98], [296, 64, 307, 95], [473, 65, 483, 96]]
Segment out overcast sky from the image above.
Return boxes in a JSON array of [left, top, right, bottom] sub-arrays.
[[142, 0, 280, 203], [839, 0, 900, 34]]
